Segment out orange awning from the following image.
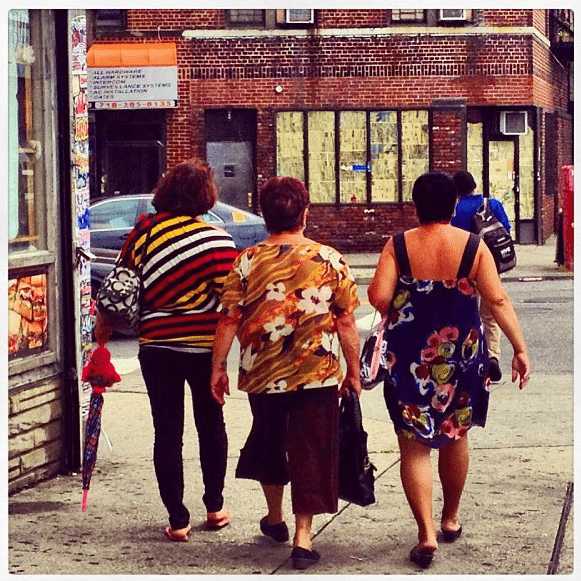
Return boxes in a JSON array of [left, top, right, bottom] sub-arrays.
[[87, 43, 177, 68]]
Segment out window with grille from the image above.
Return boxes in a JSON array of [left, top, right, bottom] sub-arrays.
[[95, 9, 126, 34], [391, 9, 425, 22], [226, 9, 265, 26]]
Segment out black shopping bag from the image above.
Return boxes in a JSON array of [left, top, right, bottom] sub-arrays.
[[338, 391, 376, 506]]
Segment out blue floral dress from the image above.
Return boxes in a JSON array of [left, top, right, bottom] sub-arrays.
[[383, 232, 489, 448]]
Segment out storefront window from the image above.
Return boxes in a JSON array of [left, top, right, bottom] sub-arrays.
[[370, 111, 399, 202], [401, 110, 430, 201], [276, 111, 304, 182], [276, 109, 430, 204], [308, 111, 336, 203], [339, 111, 367, 203], [8, 9, 46, 254]]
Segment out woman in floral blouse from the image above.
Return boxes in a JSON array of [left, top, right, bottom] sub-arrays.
[[368, 172, 530, 569], [211, 176, 361, 571]]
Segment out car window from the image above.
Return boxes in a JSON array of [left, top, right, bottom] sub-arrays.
[[144, 198, 223, 224], [201, 211, 222, 224], [91, 198, 141, 230]]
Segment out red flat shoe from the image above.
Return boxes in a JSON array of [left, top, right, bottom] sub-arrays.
[[205, 509, 230, 530], [164, 524, 191, 542]]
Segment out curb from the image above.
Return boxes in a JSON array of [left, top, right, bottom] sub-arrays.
[[353, 271, 574, 285]]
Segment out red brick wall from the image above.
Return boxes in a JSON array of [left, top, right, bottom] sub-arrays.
[[316, 9, 388, 28], [306, 204, 418, 253], [480, 10, 532, 27], [125, 9, 537, 31], [532, 9, 548, 36], [126, 9, 223, 30], [431, 110, 464, 175], [532, 40, 570, 110], [184, 34, 532, 81]]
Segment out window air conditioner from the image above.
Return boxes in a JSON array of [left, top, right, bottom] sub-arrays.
[[499, 111, 528, 135], [285, 9, 315, 24], [438, 9, 467, 21]]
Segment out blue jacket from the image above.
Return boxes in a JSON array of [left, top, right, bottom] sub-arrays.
[[451, 194, 511, 233]]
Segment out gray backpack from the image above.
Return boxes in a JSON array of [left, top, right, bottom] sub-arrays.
[[471, 199, 516, 273]]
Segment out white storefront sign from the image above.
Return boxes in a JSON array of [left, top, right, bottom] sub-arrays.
[[87, 66, 177, 107]]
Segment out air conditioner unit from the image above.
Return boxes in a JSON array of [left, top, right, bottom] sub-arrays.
[[438, 9, 467, 21], [285, 9, 314, 24], [499, 111, 528, 135]]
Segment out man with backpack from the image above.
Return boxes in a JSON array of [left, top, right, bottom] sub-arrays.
[[451, 170, 513, 382]]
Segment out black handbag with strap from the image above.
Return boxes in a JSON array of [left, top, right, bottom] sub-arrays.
[[338, 391, 376, 507]]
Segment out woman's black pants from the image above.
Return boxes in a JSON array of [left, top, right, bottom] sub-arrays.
[[139, 347, 227, 530]]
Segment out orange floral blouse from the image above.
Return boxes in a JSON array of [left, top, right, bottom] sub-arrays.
[[219, 243, 360, 394]]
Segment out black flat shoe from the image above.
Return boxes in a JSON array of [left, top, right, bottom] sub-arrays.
[[409, 546, 436, 569], [291, 546, 320, 570], [260, 516, 289, 543], [488, 357, 502, 382], [441, 525, 463, 543]]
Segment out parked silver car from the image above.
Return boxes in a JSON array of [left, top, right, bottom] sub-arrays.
[[89, 194, 268, 295]]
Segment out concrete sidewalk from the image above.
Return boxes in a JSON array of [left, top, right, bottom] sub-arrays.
[[7, 234, 574, 576], [7, 371, 574, 575]]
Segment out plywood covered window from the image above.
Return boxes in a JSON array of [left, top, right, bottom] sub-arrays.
[[518, 128, 535, 220], [370, 111, 399, 202], [276, 111, 304, 182], [401, 110, 430, 201], [275, 109, 430, 204], [467, 121, 484, 194], [339, 111, 367, 203], [308, 111, 336, 203]]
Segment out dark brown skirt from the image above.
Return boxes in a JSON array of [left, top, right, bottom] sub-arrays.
[[236, 386, 340, 515]]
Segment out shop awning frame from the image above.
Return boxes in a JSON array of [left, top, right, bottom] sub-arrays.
[[87, 42, 177, 68]]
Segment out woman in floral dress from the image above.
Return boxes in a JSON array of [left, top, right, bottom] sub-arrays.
[[211, 177, 361, 571], [368, 172, 530, 569]]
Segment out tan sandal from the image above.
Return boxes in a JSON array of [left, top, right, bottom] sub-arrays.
[[164, 524, 191, 542], [205, 509, 230, 530]]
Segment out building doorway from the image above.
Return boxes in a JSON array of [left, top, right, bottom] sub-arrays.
[[205, 109, 256, 211], [90, 110, 166, 200]]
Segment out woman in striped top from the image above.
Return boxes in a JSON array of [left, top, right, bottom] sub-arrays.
[[95, 158, 238, 541]]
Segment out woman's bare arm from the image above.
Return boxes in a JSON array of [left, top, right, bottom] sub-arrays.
[[368, 238, 398, 314], [473, 243, 531, 388]]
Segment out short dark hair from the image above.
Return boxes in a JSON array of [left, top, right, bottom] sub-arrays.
[[152, 157, 217, 216], [259, 177, 310, 234], [452, 170, 477, 197], [412, 172, 458, 225]]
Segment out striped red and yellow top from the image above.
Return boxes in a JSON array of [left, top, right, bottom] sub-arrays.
[[119, 212, 238, 349]]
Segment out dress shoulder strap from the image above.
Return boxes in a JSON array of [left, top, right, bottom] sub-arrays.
[[392, 232, 412, 277], [456, 232, 481, 279]]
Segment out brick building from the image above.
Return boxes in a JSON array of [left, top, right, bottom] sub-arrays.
[[87, 8, 573, 252]]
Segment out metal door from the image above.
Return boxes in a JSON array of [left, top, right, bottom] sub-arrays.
[[206, 141, 254, 209]]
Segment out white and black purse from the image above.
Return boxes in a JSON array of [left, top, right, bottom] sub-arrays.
[[96, 216, 155, 333]]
